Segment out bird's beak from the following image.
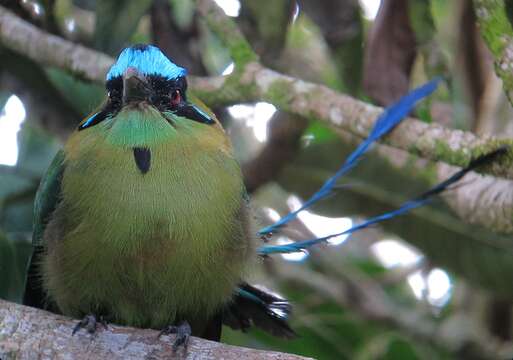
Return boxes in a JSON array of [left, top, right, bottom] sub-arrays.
[[123, 67, 149, 104]]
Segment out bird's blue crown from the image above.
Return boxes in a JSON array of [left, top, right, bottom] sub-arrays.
[[106, 45, 187, 81]]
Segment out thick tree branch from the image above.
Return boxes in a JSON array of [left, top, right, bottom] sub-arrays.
[[331, 129, 513, 234], [0, 300, 310, 360], [1, 4, 512, 233]]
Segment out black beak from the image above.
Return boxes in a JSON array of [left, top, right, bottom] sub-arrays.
[[123, 67, 149, 104]]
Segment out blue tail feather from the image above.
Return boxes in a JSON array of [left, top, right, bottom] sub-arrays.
[[258, 146, 507, 255], [258, 78, 442, 236]]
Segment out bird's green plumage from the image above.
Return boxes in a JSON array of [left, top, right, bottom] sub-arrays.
[[32, 150, 65, 247], [37, 105, 254, 331], [23, 45, 296, 342]]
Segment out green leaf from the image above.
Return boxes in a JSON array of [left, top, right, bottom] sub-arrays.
[[45, 68, 105, 117], [0, 124, 60, 233], [16, 123, 61, 175], [222, 297, 373, 359], [170, 0, 195, 30], [383, 337, 420, 360], [0, 91, 10, 111], [304, 122, 339, 144], [94, 0, 153, 55], [0, 231, 32, 302]]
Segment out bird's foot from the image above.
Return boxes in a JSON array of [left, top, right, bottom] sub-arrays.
[[159, 321, 191, 352], [72, 314, 108, 336]]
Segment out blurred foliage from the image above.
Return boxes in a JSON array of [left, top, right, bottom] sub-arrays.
[[94, 0, 153, 55], [1, 0, 513, 359], [45, 68, 104, 116], [0, 124, 59, 303]]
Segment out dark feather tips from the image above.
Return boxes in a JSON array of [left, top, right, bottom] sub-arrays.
[[224, 283, 297, 339], [133, 147, 151, 174]]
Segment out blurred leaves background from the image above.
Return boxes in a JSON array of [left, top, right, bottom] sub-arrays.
[[1, 0, 513, 359]]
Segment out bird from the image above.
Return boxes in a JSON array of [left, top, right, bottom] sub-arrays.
[[23, 43, 507, 352], [23, 44, 295, 349]]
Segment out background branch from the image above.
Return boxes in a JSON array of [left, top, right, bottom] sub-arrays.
[[473, 0, 513, 105], [243, 111, 308, 193], [0, 5, 112, 83], [236, 0, 307, 193]]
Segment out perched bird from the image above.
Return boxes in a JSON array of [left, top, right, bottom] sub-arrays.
[[23, 44, 294, 348], [23, 43, 506, 351]]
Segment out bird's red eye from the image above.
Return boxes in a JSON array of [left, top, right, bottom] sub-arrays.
[[171, 90, 181, 107]]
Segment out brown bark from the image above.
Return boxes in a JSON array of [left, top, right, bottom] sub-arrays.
[[243, 112, 308, 193], [363, 0, 417, 106], [0, 300, 311, 360]]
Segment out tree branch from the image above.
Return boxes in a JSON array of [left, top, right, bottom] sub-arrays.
[[473, 0, 513, 105], [0, 300, 310, 360], [196, 64, 513, 178], [0, 47, 80, 139], [331, 129, 513, 234], [0, 5, 112, 83], [362, 0, 417, 106], [243, 112, 308, 193], [1, 4, 512, 233], [236, 0, 307, 193]]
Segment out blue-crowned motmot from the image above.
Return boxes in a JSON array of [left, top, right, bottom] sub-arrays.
[[23, 44, 294, 348]]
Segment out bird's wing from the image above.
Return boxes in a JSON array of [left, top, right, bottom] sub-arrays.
[[32, 150, 65, 246], [224, 283, 297, 339], [23, 150, 65, 309]]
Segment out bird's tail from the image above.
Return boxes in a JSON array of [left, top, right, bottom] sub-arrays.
[[258, 146, 508, 255], [258, 78, 442, 236], [223, 283, 296, 339]]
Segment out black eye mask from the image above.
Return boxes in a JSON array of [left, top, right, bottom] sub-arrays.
[[78, 75, 215, 131]]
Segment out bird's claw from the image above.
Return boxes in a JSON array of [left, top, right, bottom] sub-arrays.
[[72, 314, 108, 336], [159, 321, 191, 352]]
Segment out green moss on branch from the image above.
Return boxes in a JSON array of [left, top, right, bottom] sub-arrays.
[[474, 0, 513, 103]]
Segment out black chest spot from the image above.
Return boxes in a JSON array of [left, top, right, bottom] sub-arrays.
[[133, 147, 151, 174]]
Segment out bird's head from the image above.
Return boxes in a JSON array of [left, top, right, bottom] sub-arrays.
[[78, 44, 215, 131]]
